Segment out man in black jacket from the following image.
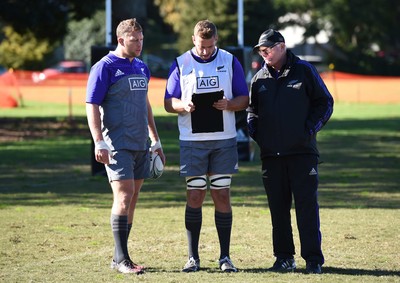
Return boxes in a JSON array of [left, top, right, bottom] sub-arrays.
[[247, 29, 333, 274]]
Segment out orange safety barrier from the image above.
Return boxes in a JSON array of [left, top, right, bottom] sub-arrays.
[[0, 91, 18, 108], [1, 70, 399, 106], [0, 70, 168, 107], [0, 69, 21, 108]]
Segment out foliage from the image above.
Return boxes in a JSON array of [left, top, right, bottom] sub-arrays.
[[0, 0, 104, 70], [155, 0, 285, 53], [0, 0, 175, 70], [274, 0, 400, 75], [155, 0, 232, 52], [141, 1, 178, 60], [64, 11, 106, 66], [0, 0, 398, 74], [240, 0, 287, 47], [63, 1, 178, 72], [324, 0, 400, 75], [0, 26, 53, 70], [0, 0, 104, 42]]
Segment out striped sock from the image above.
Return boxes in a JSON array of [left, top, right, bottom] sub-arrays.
[[185, 205, 202, 259], [111, 214, 129, 263], [215, 210, 232, 259]]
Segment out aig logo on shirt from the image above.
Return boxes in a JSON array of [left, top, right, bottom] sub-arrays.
[[128, 77, 147, 90], [197, 76, 219, 89]]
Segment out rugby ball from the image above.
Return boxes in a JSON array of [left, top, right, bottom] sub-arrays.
[[150, 152, 164, 179]]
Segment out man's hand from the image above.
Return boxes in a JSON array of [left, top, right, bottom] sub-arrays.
[[151, 140, 166, 165], [213, 96, 229, 110], [184, 101, 195, 113]]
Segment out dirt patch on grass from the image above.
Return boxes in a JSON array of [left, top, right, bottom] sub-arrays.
[[0, 117, 89, 142]]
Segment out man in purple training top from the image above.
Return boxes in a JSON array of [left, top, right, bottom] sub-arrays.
[[164, 19, 249, 273], [86, 18, 165, 275]]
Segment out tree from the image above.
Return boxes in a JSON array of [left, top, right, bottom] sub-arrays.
[[275, 0, 400, 75], [64, 11, 106, 67], [155, 0, 284, 53], [0, 0, 104, 69], [0, 0, 104, 42], [0, 0, 177, 70], [155, 0, 234, 52], [242, 0, 287, 47], [64, 0, 174, 68], [0, 26, 53, 69]]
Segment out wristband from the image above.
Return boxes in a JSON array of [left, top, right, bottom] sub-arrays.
[[95, 140, 111, 155]]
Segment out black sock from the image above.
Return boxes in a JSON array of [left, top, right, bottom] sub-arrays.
[[185, 205, 202, 259], [113, 223, 132, 262], [215, 210, 232, 259], [111, 214, 129, 263]]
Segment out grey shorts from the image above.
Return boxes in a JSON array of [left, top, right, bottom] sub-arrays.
[[179, 138, 239, 176], [105, 149, 150, 181]]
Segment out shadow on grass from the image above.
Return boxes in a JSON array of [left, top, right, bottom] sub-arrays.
[[321, 266, 400, 277], [316, 118, 400, 208], [135, 266, 400, 277], [0, 116, 399, 209], [241, 267, 400, 277]]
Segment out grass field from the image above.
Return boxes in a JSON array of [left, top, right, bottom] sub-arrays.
[[0, 102, 399, 282]]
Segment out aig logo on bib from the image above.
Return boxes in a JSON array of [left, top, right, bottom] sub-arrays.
[[197, 76, 219, 89], [128, 77, 147, 90]]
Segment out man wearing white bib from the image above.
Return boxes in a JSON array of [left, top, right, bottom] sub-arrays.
[[164, 20, 248, 273]]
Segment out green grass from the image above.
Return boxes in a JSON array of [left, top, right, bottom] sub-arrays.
[[331, 103, 400, 119], [0, 100, 86, 118], [0, 100, 169, 118], [0, 102, 399, 282]]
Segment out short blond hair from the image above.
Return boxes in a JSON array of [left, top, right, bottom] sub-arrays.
[[193, 20, 217, 39], [116, 18, 143, 38]]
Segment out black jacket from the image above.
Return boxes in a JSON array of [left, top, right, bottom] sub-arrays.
[[247, 50, 333, 159]]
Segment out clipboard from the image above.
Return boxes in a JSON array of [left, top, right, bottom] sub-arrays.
[[191, 90, 224, 133]]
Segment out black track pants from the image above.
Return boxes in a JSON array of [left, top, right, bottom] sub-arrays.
[[261, 154, 324, 265]]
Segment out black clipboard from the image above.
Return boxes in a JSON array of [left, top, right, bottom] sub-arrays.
[[191, 90, 224, 133]]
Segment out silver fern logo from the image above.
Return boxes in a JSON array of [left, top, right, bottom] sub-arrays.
[[287, 80, 302, 89]]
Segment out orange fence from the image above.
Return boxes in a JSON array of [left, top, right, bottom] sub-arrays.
[[0, 70, 167, 108], [1, 70, 399, 109], [320, 72, 400, 104]]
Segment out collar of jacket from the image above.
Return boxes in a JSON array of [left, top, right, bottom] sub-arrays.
[[262, 50, 299, 78]]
